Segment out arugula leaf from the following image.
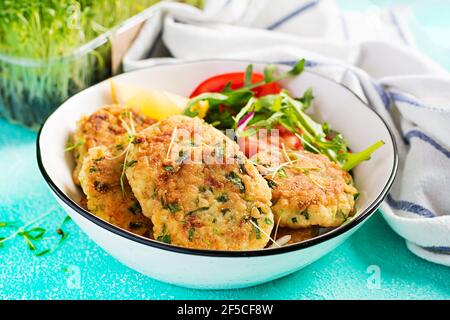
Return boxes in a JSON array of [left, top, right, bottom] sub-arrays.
[[340, 140, 385, 171], [287, 59, 305, 76], [245, 64, 253, 86], [184, 93, 228, 117], [183, 59, 307, 129], [297, 87, 314, 110], [263, 64, 277, 83]]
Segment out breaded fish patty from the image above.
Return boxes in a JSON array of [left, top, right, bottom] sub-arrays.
[[253, 149, 358, 228], [126, 115, 274, 250], [78, 146, 153, 237], [71, 105, 155, 185]]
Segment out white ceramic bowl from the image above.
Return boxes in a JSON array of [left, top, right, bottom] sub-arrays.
[[37, 60, 398, 289]]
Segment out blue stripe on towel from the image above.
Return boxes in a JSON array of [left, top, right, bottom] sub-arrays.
[[404, 130, 450, 159], [267, 0, 319, 30], [388, 9, 409, 46], [372, 82, 390, 109], [278, 60, 320, 68], [386, 194, 435, 218], [389, 92, 450, 113]]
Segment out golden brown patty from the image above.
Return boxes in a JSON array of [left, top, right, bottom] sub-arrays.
[[253, 149, 358, 228], [126, 115, 274, 250], [71, 105, 155, 185], [78, 146, 153, 237]]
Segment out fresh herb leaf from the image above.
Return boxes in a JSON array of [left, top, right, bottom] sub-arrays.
[[225, 171, 245, 193], [124, 160, 137, 168], [164, 165, 174, 172], [287, 59, 305, 76], [162, 200, 181, 213], [157, 234, 171, 244], [128, 201, 141, 215], [186, 207, 209, 216], [300, 211, 309, 220], [245, 64, 253, 86], [188, 228, 195, 241], [267, 179, 278, 188], [298, 87, 314, 110], [64, 139, 85, 152], [340, 140, 385, 171], [251, 218, 261, 239], [216, 194, 229, 203], [263, 64, 277, 83]]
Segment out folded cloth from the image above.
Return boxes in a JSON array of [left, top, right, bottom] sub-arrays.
[[123, 0, 450, 266]]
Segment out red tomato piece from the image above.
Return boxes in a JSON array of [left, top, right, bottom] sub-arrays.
[[275, 125, 303, 151], [190, 72, 281, 98]]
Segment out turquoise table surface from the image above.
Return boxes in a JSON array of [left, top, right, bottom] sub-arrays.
[[1, 1, 450, 300]]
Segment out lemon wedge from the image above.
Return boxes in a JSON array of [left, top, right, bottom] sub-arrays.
[[110, 80, 188, 120]]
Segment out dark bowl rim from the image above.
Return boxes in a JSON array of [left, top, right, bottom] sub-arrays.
[[36, 58, 399, 258]]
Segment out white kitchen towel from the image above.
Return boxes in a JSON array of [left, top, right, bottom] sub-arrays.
[[123, 0, 450, 266]]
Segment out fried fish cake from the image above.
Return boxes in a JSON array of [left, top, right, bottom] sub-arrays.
[[78, 146, 153, 237], [253, 149, 358, 229], [125, 115, 274, 250], [71, 105, 155, 185]]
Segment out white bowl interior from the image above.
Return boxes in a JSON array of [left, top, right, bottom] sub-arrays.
[[39, 60, 396, 242]]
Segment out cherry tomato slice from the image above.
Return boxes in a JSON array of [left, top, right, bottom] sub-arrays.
[[190, 72, 281, 98], [275, 125, 303, 151]]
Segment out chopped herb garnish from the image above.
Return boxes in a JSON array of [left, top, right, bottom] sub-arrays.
[[264, 217, 273, 225], [354, 193, 360, 201], [164, 165, 174, 172], [128, 201, 141, 215], [267, 179, 278, 188], [124, 160, 137, 168], [89, 166, 98, 173], [64, 139, 85, 152], [186, 207, 209, 216], [225, 171, 245, 193], [300, 211, 309, 220], [0, 212, 71, 257], [277, 167, 287, 178], [252, 218, 261, 239], [216, 194, 229, 203], [157, 234, 171, 244], [188, 228, 195, 241], [291, 217, 298, 223], [161, 199, 181, 213], [115, 144, 123, 150]]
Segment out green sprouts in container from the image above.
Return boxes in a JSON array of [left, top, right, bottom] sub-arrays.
[[0, 0, 203, 129]]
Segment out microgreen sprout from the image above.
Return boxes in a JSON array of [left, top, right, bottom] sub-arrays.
[[64, 139, 85, 152], [247, 218, 280, 248], [0, 209, 72, 256], [0, 0, 173, 128]]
